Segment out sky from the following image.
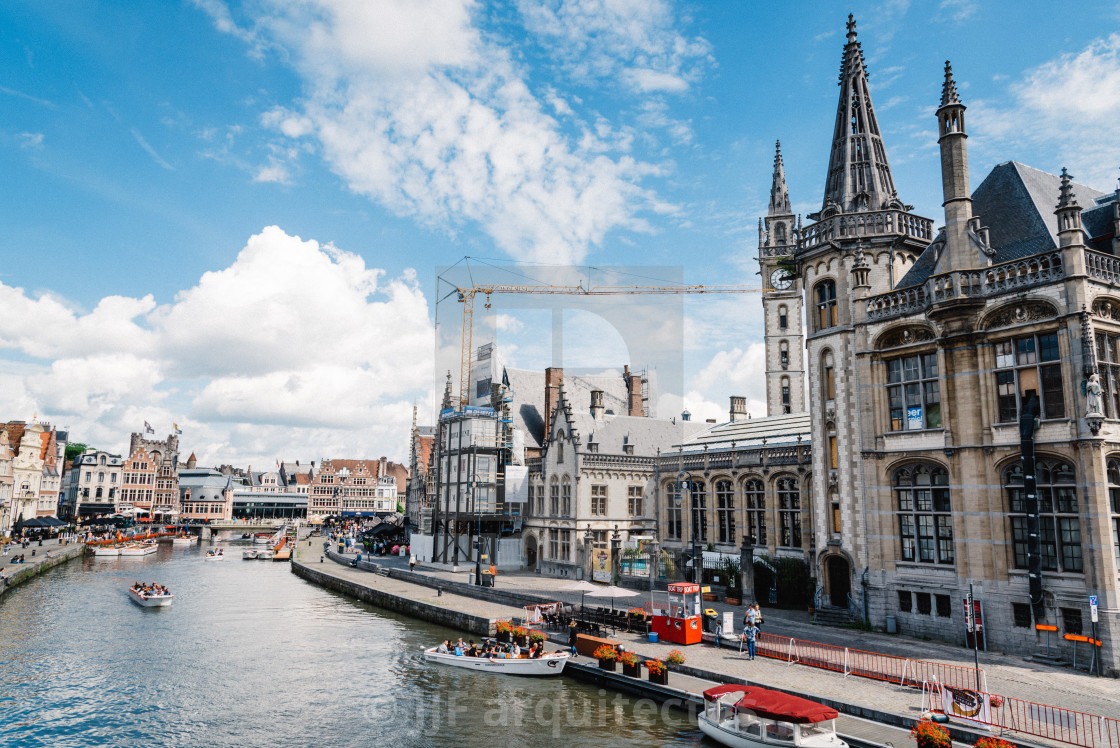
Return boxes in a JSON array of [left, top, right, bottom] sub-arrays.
[[2, 0, 1119, 467]]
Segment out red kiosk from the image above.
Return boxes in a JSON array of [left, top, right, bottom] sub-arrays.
[[651, 582, 703, 645]]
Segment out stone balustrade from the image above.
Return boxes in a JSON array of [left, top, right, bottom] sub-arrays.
[[800, 209, 933, 250]]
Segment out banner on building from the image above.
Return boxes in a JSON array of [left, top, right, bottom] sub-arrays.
[[504, 464, 528, 503], [592, 547, 612, 582]]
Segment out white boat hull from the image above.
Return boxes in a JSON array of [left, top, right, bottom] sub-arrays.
[[93, 546, 120, 556], [256, 551, 274, 560], [128, 588, 174, 608], [698, 712, 847, 748], [119, 544, 158, 556], [242, 550, 258, 560], [205, 553, 226, 560], [172, 537, 197, 545], [422, 647, 568, 676]]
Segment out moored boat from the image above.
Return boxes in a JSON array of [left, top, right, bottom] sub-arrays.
[[253, 534, 271, 545], [128, 586, 174, 608], [171, 535, 197, 546], [422, 647, 568, 676], [699, 685, 847, 748], [242, 549, 259, 560], [256, 550, 275, 560], [119, 543, 158, 556], [93, 546, 121, 557]]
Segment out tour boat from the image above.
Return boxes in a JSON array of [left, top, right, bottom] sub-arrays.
[[172, 535, 197, 546], [128, 586, 174, 608], [93, 546, 121, 557], [422, 646, 568, 676], [699, 685, 847, 748], [242, 549, 258, 560], [119, 543, 158, 556], [205, 549, 225, 560], [253, 534, 272, 545], [256, 550, 275, 560]]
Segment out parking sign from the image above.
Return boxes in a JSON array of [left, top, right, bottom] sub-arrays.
[[1090, 595, 1098, 623]]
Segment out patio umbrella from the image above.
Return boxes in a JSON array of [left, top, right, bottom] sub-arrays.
[[561, 580, 599, 613], [586, 584, 640, 612]]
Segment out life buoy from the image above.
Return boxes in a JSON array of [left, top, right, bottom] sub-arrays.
[[690, 620, 698, 630]]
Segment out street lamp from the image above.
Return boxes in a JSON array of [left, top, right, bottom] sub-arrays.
[[677, 470, 697, 585], [471, 473, 483, 586]]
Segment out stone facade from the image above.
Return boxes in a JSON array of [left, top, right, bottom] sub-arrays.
[[64, 450, 124, 519], [127, 432, 180, 520], [769, 16, 1120, 672]]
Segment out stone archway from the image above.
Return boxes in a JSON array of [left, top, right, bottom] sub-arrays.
[[825, 555, 851, 608], [525, 535, 538, 570]]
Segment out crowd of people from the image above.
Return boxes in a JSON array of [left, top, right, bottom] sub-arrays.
[[131, 581, 171, 598], [435, 637, 546, 660]]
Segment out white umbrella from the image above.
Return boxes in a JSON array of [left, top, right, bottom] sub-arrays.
[[561, 579, 599, 612], [586, 584, 639, 612]]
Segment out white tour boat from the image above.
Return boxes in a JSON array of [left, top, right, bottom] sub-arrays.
[[256, 550, 275, 560], [422, 646, 568, 676], [92, 546, 121, 557], [128, 586, 174, 608], [699, 685, 847, 748], [253, 534, 272, 545], [242, 549, 259, 560], [171, 535, 197, 546], [205, 548, 226, 560], [119, 543, 158, 556]]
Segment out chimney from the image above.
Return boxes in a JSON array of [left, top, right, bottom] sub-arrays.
[[544, 367, 563, 437], [624, 365, 643, 417], [590, 389, 605, 420], [730, 396, 748, 423], [380, 456, 388, 477]]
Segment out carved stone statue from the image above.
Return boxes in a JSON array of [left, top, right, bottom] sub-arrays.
[[1085, 373, 1104, 417]]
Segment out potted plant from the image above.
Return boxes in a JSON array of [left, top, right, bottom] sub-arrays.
[[528, 630, 546, 646], [593, 644, 618, 671], [910, 719, 951, 748], [666, 649, 686, 669], [495, 619, 513, 643], [723, 556, 742, 605], [645, 658, 668, 684], [513, 625, 530, 646], [973, 738, 1014, 748], [620, 651, 641, 677]]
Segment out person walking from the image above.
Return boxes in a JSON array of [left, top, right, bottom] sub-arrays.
[[409, 554, 417, 572], [715, 619, 723, 648], [568, 620, 579, 656]]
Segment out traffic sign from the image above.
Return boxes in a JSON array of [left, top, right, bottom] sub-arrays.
[[1090, 595, 1099, 623]]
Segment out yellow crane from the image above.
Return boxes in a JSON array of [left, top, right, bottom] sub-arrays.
[[455, 282, 766, 405]]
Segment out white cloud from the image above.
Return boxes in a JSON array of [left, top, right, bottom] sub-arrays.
[[201, 0, 694, 265], [937, 0, 978, 23], [1, 226, 435, 465], [483, 313, 524, 333], [18, 132, 44, 149], [253, 159, 291, 183], [130, 127, 175, 170], [969, 34, 1120, 189]]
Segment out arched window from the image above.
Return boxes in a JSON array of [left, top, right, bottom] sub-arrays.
[[815, 280, 837, 330], [823, 351, 835, 401], [99, 455, 106, 465], [1005, 459, 1080, 572], [744, 478, 766, 545], [781, 377, 791, 414], [691, 481, 708, 543], [549, 477, 559, 516], [1109, 459, 1120, 566], [716, 480, 735, 544], [894, 464, 953, 564], [561, 477, 571, 515], [775, 223, 786, 243], [665, 482, 682, 539], [779, 340, 789, 369], [777, 477, 801, 548], [778, 305, 789, 330]]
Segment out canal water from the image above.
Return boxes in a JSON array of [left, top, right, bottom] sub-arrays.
[[0, 543, 703, 747]]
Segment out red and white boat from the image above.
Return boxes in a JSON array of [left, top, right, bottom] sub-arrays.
[[699, 685, 847, 748]]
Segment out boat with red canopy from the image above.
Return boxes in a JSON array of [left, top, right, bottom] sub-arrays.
[[699, 685, 847, 748]]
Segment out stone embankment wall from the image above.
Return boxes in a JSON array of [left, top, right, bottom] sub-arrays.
[[291, 558, 496, 637], [0, 544, 85, 600]]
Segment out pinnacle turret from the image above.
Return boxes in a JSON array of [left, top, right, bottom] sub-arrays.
[[821, 14, 901, 214], [769, 141, 792, 216], [1056, 167, 1080, 210], [939, 61, 960, 107]]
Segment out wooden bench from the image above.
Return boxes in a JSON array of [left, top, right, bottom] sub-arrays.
[[575, 633, 622, 658]]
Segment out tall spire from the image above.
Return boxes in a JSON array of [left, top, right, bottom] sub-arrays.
[[769, 140, 792, 216], [821, 14, 900, 214], [940, 60, 960, 107], [440, 370, 454, 410]]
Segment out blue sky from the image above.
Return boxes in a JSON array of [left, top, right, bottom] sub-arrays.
[[2, 0, 1118, 465]]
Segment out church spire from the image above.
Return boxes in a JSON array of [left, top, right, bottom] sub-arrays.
[[768, 140, 792, 216], [440, 370, 454, 410], [821, 14, 900, 214]]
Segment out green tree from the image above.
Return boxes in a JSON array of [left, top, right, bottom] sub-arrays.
[[64, 443, 89, 462]]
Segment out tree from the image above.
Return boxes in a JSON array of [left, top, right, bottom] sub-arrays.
[[64, 443, 89, 463]]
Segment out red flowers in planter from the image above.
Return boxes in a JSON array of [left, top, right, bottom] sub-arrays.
[[910, 719, 951, 748], [619, 651, 640, 668], [593, 645, 618, 662], [973, 738, 1015, 748], [644, 659, 666, 676], [666, 649, 686, 666]]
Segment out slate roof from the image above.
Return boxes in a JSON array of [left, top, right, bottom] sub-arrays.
[[895, 162, 1109, 289], [566, 412, 702, 458], [502, 367, 633, 449], [672, 412, 812, 455]]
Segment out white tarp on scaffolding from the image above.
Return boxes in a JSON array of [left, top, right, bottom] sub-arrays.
[[504, 464, 528, 503]]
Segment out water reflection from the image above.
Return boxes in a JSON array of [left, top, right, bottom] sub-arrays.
[[0, 543, 701, 747]]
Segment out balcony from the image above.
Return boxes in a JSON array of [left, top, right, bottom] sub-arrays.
[[800, 209, 934, 252], [866, 250, 1065, 322]]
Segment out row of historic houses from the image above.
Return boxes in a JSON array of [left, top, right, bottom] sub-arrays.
[[403, 15, 1120, 673]]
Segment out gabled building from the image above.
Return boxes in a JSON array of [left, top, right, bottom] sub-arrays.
[[0, 428, 14, 535], [178, 466, 234, 522], [63, 449, 124, 520], [770, 15, 1120, 670], [307, 457, 408, 519], [127, 432, 180, 521]]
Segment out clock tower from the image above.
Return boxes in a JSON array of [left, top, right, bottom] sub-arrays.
[[758, 141, 805, 415]]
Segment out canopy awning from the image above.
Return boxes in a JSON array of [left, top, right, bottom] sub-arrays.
[[20, 517, 52, 528], [702, 685, 838, 724]]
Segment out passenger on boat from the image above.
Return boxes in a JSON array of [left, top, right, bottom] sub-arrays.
[[436, 640, 450, 654], [453, 643, 464, 656], [511, 642, 520, 657], [466, 641, 478, 657]]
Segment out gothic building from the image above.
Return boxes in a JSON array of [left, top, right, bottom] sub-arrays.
[[769, 15, 1120, 671]]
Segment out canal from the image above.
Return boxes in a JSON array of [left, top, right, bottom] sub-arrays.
[[0, 542, 703, 747]]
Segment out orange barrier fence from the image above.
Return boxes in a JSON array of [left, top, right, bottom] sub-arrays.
[[755, 632, 985, 692]]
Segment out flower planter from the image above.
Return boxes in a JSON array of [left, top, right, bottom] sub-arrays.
[[598, 658, 617, 671], [726, 595, 741, 606], [622, 662, 641, 678], [647, 669, 668, 685], [702, 593, 718, 602], [514, 635, 528, 647], [496, 631, 511, 643]]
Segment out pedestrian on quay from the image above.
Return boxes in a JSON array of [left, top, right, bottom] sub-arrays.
[[743, 622, 757, 660], [715, 619, 723, 648], [568, 620, 579, 656], [409, 554, 417, 572]]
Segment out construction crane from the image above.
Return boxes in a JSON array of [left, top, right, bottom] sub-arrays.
[[455, 282, 766, 405]]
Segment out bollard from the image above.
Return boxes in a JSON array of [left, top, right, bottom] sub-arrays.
[[320, 555, 324, 563], [438, 588, 443, 597]]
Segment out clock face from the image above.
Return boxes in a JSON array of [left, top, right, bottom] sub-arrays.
[[770, 268, 793, 290]]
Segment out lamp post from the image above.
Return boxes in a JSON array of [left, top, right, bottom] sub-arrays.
[[472, 473, 483, 586], [583, 528, 594, 583], [677, 470, 697, 585]]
